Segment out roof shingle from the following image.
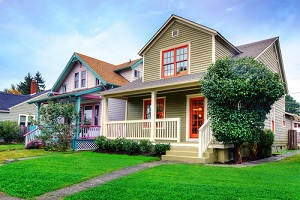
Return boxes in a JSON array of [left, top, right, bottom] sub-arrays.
[[76, 52, 129, 86]]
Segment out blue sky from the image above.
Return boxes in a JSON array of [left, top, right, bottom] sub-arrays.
[[0, 0, 300, 101]]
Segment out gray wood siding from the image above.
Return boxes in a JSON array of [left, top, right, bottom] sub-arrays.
[[0, 93, 48, 124], [108, 98, 126, 121], [257, 43, 280, 73], [215, 38, 236, 60], [257, 44, 287, 146], [264, 97, 288, 146], [119, 69, 132, 82], [127, 97, 144, 120], [143, 21, 212, 82]]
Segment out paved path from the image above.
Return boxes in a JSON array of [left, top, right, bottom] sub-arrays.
[[1, 150, 300, 200]]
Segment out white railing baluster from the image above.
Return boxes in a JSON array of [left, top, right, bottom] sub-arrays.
[[198, 117, 213, 158]]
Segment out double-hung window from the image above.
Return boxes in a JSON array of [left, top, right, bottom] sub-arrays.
[[162, 45, 188, 78], [143, 98, 165, 119], [81, 70, 86, 87], [74, 72, 79, 89]]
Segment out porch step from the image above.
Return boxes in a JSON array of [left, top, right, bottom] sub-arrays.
[[162, 155, 210, 163], [162, 146, 215, 164]]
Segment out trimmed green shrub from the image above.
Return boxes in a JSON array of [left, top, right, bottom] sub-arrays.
[[139, 139, 153, 154], [95, 136, 109, 150], [109, 137, 127, 152], [124, 140, 140, 155], [152, 143, 170, 155], [0, 120, 22, 143], [258, 129, 274, 158]]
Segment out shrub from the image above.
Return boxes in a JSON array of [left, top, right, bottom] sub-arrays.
[[95, 136, 109, 150], [258, 129, 274, 158], [139, 140, 153, 154], [152, 143, 170, 155], [0, 121, 22, 143], [109, 137, 127, 152], [124, 140, 140, 155]]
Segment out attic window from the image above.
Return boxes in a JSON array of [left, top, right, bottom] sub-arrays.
[[96, 78, 100, 86], [172, 30, 179, 37]]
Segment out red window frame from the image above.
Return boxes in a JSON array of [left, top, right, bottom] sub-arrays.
[[161, 45, 188, 78], [143, 98, 165, 120]]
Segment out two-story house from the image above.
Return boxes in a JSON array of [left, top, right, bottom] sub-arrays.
[[26, 52, 143, 150], [99, 15, 288, 163]]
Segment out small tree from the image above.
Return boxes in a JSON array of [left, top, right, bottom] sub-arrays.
[[199, 57, 285, 163], [33, 101, 78, 151], [0, 121, 22, 143], [285, 94, 300, 116]]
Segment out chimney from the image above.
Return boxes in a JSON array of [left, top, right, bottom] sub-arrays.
[[30, 80, 37, 95]]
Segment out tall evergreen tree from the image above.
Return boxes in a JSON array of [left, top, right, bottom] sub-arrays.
[[285, 94, 300, 115], [16, 71, 46, 95], [34, 71, 46, 92], [17, 73, 33, 95]]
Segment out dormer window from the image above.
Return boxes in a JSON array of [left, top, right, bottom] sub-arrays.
[[81, 70, 86, 87], [74, 72, 79, 89], [134, 70, 141, 78], [96, 78, 100, 86], [62, 84, 67, 93], [162, 45, 188, 78]]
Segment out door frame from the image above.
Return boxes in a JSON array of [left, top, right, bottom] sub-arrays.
[[186, 94, 207, 141]]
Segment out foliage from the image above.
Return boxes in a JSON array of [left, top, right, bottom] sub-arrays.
[[152, 143, 170, 155], [285, 94, 300, 115], [95, 136, 169, 156], [3, 84, 22, 94], [66, 155, 300, 200], [124, 140, 140, 155], [139, 139, 153, 154], [0, 121, 22, 143], [33, 100, 78, 151], [199, 57, 285, 163], [257, 129, 274, 158], [16, 71, 46, 94], [0, 151, 158, 198]]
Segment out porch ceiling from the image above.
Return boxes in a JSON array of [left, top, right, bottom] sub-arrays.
[[99, 72, 204, 99]]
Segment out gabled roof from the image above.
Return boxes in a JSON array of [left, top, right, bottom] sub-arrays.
[[138, 14, 241, 56], [114, 58, 143, 72], [51, 52, 129, 92], [0, 90, 49, 111], [235, 37, 278, 59]]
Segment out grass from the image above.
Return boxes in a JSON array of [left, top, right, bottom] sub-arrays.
[[0, 148, 54, 164], [66, 154, 300, 200], [0, 143, 24, 151], [0, 151, 159, 198]]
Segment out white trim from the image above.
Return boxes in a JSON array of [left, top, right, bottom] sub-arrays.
[[142, 96, 166, 119], [18, 114, 35, 127], [212, 35, 216, 63], [160, 42, 191, 79], [185, 94, 206, 141], [142, 57, 145, 83]]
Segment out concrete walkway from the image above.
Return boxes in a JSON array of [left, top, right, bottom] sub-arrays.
[[1, 150, 300, 200]]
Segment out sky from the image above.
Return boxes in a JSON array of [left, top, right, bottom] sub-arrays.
[[0, 0, 300, 102]]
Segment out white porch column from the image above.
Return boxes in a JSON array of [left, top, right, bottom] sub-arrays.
[[150, 91, 157, 142], [101, 96, 108, 137]]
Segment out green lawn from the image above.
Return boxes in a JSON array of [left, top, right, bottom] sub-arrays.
[[0, 151, 159, 198], [0, 143, 24, 151], [66, 154, 300, 200]]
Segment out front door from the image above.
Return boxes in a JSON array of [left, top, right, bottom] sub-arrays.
[[190, 97, 204, 138]]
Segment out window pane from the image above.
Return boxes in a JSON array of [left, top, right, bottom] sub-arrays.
[[94, 105, 99, 126], [84, 106, 93, 125]]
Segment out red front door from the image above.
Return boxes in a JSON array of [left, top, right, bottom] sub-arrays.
[[190, 98, 204, 138]]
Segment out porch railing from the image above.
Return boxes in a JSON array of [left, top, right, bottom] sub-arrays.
[[78, 125, 101, 139], [24, 126, 41, 148], [198, 117, 213, 158], [106, 118, 180, 142]]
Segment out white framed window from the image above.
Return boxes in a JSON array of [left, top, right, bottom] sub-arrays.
[[134, 70, 141, 78], [19, 114, 34, 126], [62, 84, 67, 93], [81, 70, 86, 87], [96, 78, 100, 86], [74, 72, 79, 89]]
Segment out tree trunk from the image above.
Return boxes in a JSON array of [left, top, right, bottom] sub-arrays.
[[233, 143, 242, 164]]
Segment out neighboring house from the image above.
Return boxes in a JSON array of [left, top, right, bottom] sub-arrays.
[[26, 52, 142, 150], [100, 15, 288, 163], [0, 81, 49, 133]]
